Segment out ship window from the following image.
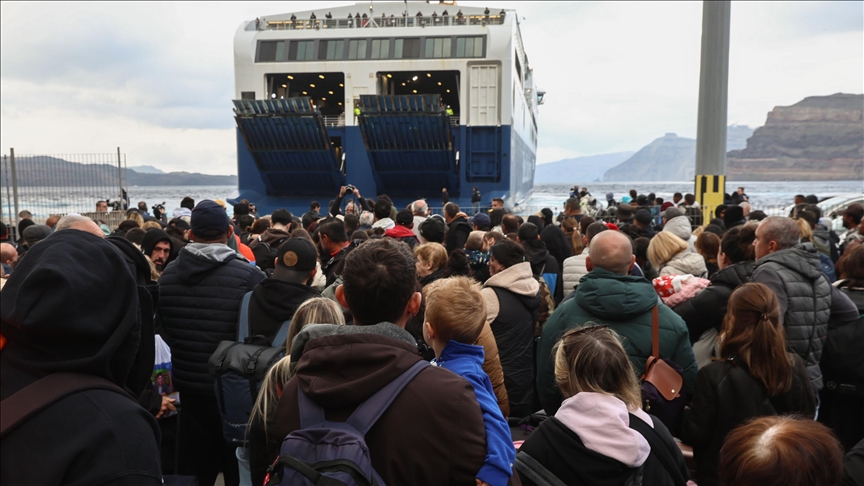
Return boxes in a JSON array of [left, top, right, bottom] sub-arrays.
[[424, 38, 452, 59], [241, 91, 255, 100], [319, 40, 344, 60], [289, 40, 315, 61], [455, 36, 484, 58], [348, 40, 367, 60], [370, 39, 390, 59], [394, 38, 421, 59], [515, 54, 522, 82], [257, 41, 285, 62]]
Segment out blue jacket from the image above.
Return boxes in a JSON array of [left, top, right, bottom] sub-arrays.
[[434, 340, 515, 486]]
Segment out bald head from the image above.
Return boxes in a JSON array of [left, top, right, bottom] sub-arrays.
[[587, 230, 635, 275], [1, 242, 17, 265], [411, 199, 428, 216], [55, 215, 104, 238]]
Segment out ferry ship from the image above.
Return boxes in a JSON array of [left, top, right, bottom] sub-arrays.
[[230, 1, 542, 214]]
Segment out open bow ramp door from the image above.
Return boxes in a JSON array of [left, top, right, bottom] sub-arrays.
[[358, 94, 458, 197], [233, 99, 343, 196]]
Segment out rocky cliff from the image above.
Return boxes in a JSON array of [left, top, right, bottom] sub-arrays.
[[727, 93, 863, 181]]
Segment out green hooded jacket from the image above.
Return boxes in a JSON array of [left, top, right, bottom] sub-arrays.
[[536, 268, 698, 415]]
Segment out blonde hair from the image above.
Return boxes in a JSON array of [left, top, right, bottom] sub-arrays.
[[647, 231, 689, 269], [562, 218, 584, 254], [247, 297, 345, 442], [691, 226, 705, 238], [142, 221, 162, 231], [554, 324, 642, 410], [126, 212, 145, 227], [423, 276, 486, 344], [413, 242, 448, 273], [795, 218, 813, 242], [465, 231, 486, 251]]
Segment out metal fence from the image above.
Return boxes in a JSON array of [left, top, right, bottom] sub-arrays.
[[1, 148, 128, 235]]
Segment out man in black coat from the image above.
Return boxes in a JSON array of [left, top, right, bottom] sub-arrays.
[[158, 200, 265, 486], [1, 229, 162, 485], [248, 238, 321, 342], [444, 202, 472, 254], [517, 222, 564, 303], [141, 228, 174, 275]]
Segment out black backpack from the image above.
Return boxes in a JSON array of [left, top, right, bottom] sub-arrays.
[[208, 291, 290, 446]]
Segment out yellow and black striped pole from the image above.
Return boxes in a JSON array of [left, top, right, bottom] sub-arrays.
[[694, 1, 730, 224]]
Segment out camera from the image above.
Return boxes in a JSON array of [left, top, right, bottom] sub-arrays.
[[345, 184, 356, 193], [152, 202, 166, 213]]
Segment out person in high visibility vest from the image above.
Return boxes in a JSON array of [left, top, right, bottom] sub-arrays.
[[354, 106, 361, 116], [446, 106, 454, 116]]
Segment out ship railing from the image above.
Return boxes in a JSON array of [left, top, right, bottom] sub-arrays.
[[449, 117, 460, 127], [322, 115, 345, 127], [261, 14, 505, 31]]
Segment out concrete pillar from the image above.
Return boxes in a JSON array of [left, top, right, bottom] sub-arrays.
[[694, 0, 731, 224]]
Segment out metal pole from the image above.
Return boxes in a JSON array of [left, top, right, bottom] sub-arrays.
[[117, 147, 124, 210], [10, 148, 20, 230], [3, 154, 13, 230], [694, 0, 731, 224]]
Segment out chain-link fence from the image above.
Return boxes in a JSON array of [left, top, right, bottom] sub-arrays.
[[1, 149, 128, 237]]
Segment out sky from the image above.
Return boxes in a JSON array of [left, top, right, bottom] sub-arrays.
[[1, 1, 861, 174]]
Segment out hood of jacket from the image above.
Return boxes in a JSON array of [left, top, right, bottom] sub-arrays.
[[522, 239, 552, 275], [575, 268, 660, 320], [289, 322, 422, 409], [256, 228, 291, 247], [253, 278, 321, 321], [555, 392, 652, 468], [756, 243, 824, 281], [140, 229, 174, 259], [711, 260, 755, 288], [172, 243, 239, 285], [484, 261, 540, 297], [0, 230, 144, 395], [663, 216, 692, 242], [384, 225, 416, 240], [372, 217, 395, 230], [662, 251, 708, 276]]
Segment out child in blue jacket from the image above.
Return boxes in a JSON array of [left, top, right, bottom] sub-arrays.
[[423, 276, 516, 486]]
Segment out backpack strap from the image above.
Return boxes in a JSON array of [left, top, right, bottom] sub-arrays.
[[1, 372, 132, 438], [346, 360, 429, 434], [272, 319, 291, 347], [237, 291, 253, 342], [514, 450, 568, 486], [627, 413, 688, 486]]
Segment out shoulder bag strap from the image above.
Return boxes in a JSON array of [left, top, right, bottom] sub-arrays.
[[1, 372, 132, 438], [651, 305, 660, 359], [627, 414, 688, 486], [514, 450, 568, 486], [237, 291, 253, 342], [346, 360, 430, 434]]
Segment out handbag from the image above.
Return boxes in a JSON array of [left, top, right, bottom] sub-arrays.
[[641, 305, 686, 433]]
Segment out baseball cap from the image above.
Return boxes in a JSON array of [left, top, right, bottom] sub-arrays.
[[616, 205, 635, 222], [663, 207, 684, 220], [419, 217, 446, 243], [276, 238, 318, 273], [395, 209, 414, 227], [190, 200, 230, 239], [472, 212, 491, 231]]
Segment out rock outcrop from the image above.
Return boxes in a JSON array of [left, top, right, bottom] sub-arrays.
[[727, 93, 863, 181]]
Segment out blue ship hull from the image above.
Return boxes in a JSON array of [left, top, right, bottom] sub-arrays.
[[231, 97, 534, 216]]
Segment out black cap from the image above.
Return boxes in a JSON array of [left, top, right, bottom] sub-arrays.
[[190, 200, 230, 239], [396, 210, 414, 227], [419, 217, 446, 243], [276, 238, 317, 272], [635, 209, 653, 225], [617, 205, 635, 222]]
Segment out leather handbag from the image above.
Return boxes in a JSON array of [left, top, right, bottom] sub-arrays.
[[641, 305, 686, 433]]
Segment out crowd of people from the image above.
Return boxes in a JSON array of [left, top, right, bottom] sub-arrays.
[[0, 186, 862, 486]]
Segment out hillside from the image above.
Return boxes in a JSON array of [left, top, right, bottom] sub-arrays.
[[602, 125, 754, 182], [0, 156, 237, 186], [534, 152, 635, 184], [727, 93, 863, 180]]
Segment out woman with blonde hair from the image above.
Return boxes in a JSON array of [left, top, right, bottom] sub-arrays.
[[681, 282, 816, 486], [414, 242, 448, 287], [246, 297, 344, 483], [125, 210, 145, 228], [648, 231, 708, 277], [561, 217, 583, 255], [517, 325, 689, 485]]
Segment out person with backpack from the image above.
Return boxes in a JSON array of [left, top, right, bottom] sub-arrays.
[[249, 208, 293, 274], [517, 223, 563, 304], [250, 238, 487, 485], [444, 202, 473, 254], [1, 229, 163, 485], [246, 238, 321, 343], [516, 325, 690, 486], [481, 239, 541, 418], [158, 200, 265, 486]]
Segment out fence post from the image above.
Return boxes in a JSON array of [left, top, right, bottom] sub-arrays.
[[116, 147, 124, 209], [3, 154, 12, 229], [10, 148, 19, 229]]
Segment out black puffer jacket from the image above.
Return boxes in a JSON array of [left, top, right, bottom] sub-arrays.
[[158, 243, 265, 395], [445, 216, 472, 254], [681, 354, 816, 486], [751, 243, 834, 392], [673, 261, 755, 344]]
